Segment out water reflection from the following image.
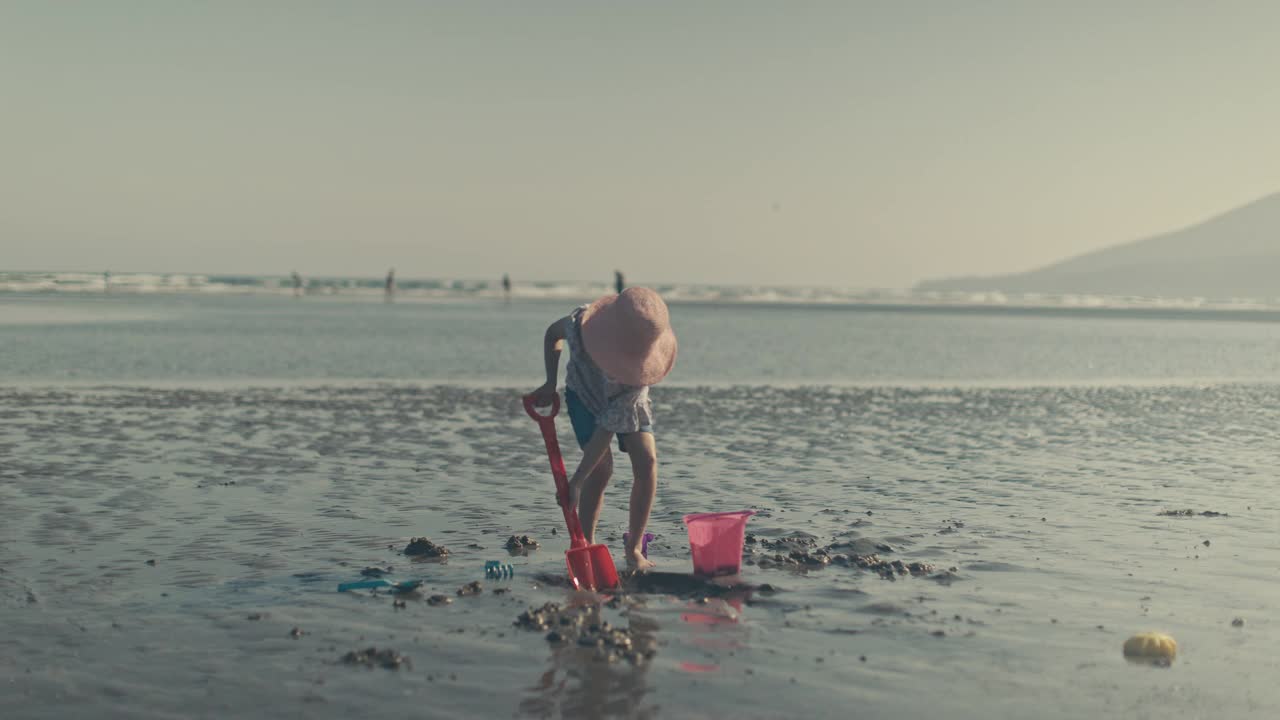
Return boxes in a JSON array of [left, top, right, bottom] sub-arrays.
[[516, 582, 758, 718], [677, 593, 752, 678], [680, 596, 747, 658], [518, 593, 660, 719]]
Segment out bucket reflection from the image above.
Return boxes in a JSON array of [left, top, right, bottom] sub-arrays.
[[678, 595, 748, 665]]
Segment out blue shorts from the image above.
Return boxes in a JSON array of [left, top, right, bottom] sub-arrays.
[[564, 389, 652, 453]]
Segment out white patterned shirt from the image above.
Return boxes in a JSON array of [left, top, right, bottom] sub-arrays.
[[564, 305, 654, 433]]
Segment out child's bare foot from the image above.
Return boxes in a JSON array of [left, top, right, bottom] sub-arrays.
[[625, 548, 655, 571]]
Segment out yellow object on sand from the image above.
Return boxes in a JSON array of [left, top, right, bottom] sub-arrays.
[[1123, 632, 1177, 661]]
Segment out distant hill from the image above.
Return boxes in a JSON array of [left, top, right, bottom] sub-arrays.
[[918, 193, 1280, 299]]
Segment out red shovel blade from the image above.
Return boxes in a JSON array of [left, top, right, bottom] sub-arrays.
[[566, 543, 619, 591]]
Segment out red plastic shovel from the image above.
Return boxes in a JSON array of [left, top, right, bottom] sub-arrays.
[[523, 393, 620, 591]]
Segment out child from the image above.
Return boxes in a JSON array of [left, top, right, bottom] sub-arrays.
[[529, 287, 677, 570]]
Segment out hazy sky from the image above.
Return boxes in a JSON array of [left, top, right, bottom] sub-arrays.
[[4, 2, 1279, 288]]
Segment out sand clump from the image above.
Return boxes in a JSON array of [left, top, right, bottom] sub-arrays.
[[748, 533, 938, 580], [752, 536, 833, 569], [340, 647, 411, 670], [515, 602, 588, 632], [515, 602, 656, 665], [505, 535, 540, 553], [834, 555, 936, 579], [404, 537, 449, 557]]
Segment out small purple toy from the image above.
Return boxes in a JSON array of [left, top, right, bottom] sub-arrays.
[[622, 532, 656, 558]]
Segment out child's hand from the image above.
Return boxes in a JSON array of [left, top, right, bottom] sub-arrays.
[[529, 383, 558, 408]]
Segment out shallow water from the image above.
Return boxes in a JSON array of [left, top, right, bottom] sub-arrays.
[[8, 292, 1280, 385], [4, 294, 1280, 718], [2, 379, 1277, 719]]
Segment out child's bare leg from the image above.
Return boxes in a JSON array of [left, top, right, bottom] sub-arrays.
[[624, 432, 657, 570], [569, 428, 615, 516], [576, 450, 612, 544]]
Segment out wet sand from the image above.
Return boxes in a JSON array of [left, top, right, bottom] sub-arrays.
[[1, 383, 1278, 719]]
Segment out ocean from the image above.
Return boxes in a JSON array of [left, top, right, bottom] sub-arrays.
[[1, 290, 1277, 719]]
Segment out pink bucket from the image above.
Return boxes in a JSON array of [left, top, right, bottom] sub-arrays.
[[682, 510, 756, 577]]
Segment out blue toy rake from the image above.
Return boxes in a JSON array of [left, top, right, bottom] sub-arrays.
[[485, 561, 515, 579], [337, 578, 424, 593]]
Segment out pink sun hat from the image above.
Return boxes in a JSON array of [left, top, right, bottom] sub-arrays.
[[580, 287, 677, 387]]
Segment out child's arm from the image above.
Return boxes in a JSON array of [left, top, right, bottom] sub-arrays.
[[531, 316, 570, 404]]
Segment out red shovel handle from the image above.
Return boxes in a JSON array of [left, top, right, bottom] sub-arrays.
[[523, 392, 560, 421], [523, 393, 587, 547]]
